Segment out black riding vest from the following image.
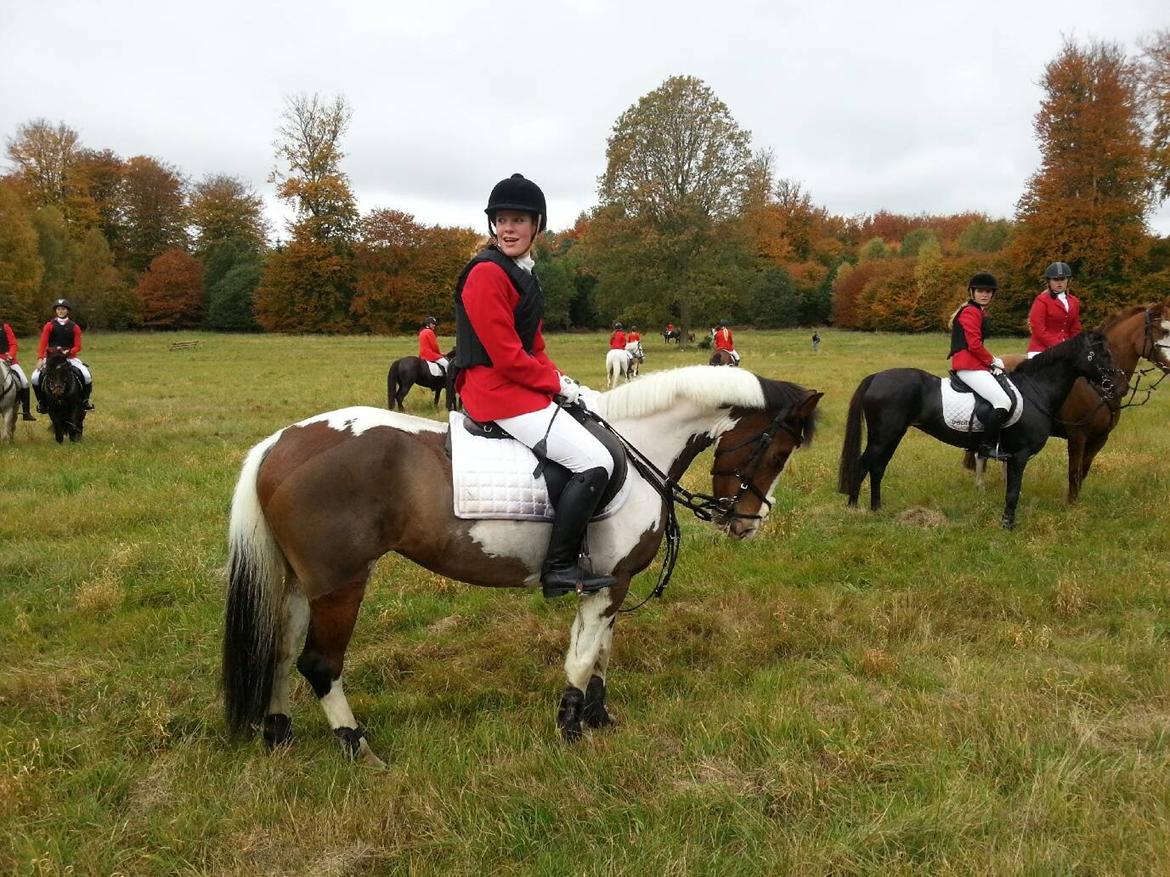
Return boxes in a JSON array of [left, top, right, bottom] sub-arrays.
[[947, 303, 989, 358], [0, 325, 10, 354], [453, 247, 544, 369], [47, 318, 77, 350]]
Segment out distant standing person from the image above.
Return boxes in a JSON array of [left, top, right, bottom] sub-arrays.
[[1027, 261, 1082, 358], [714, 320, 739, 364], [812, 332, 821, 352], [418, 315, 448, 376]]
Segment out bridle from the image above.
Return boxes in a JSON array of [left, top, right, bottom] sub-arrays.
[[579, 403, 805, 612], [1011, 335, 1123, 426], [1120, 307, 1170, 409]]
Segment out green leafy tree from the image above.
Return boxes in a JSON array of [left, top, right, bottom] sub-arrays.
[[0, 182, 44, 333], [958, 217, 1013, 254], [206, 256, 264, 331], [594, 75, 753, 340], [74, 227, 139, 330], [31, 206, 76, 311], [747, 266, 799, 328], [190, 175, 269, 258], [900, 228, 939, 258]]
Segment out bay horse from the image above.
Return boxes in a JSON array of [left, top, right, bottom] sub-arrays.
[[709, 349, 737, 367], [223, 366, 822, 765], [0, 361, 17, 443], [965, 301, 1170, 501], [838, 331, 1117, 529], [387, 348, 455, 411], [41, 350, 87, 443]]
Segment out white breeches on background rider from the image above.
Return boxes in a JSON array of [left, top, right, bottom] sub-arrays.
[[424, 357, 449, 377], [955, 369, 1011, 411], [6, 363, 30, 389], [32, 359, 91, 385], [724, 348, 741, 363], [497, 401, 614, 477]]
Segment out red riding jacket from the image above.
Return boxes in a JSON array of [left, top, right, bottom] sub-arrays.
[[1, 323, 18, 362], [454, 261, 561, 422], [418, 326, 443, 361], [1027, 290, 1082, 353], [950, 303, 994, 371], [715, 327, 735, 351], [609, 330, 627, 349]]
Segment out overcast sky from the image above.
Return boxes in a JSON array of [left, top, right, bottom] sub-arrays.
[[2, 0, 1168, 238]]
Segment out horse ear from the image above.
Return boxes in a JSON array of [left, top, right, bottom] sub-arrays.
[[795, 391, 823, 418]]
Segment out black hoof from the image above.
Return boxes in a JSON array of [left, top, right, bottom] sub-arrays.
[[1001, 517, 1015, 530], [263, 713, 293, 749], [557, 686, 585, 743], [333, 726, 366, 759], [583, 675, 614, 729]]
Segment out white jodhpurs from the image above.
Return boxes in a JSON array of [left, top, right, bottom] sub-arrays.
[[32, 359, 91, 386], [496, 401, 614, 477], [424, 358, 448, 377], [956, 369, 1011, 411], [7, 363, 30, 389]]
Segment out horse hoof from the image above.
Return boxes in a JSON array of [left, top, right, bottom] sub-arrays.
[[583, 675, 615, 729], [557, 686, 585, 743], [1001, 518, 1015, 530], [263, 713, 294, 749]]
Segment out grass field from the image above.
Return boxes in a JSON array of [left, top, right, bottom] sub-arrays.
[[2, 328, 1169, 876]]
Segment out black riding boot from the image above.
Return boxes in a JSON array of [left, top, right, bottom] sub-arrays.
[[976, 408, 1011, 462], [33, 383, 47, 414], [81, 382, 94, 410], [542, 466, 618, 599], [17, 387, 35, 421]]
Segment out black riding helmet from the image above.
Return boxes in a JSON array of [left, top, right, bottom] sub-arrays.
[[1043, 262, 1073, 280], [613, 321, 623, 330], [485, 173, 547, 233], [968, 272, 998, 294], [423, 315, 437, 327], [53, 298, 72, 311]]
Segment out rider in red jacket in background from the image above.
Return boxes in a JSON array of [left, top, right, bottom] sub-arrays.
[[0, 321, 36, 420], [1027, 261, 1082, 357], [31, 298, 94, 412], [608, 323, 627, 350], [417, 315, 448, 374], [714, 320, 739, 364]]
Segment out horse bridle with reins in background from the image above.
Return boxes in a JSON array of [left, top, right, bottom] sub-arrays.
[[579, 404, 804, 612], [1119, 307, 1170, 409], [1012, 337, 1125, 427]]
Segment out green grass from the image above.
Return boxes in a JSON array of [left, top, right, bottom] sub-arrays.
[[2, 329, 1169, 875]]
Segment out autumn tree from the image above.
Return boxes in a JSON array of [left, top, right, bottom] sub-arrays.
[[594, 76, 754, 340], [71, 149, 125, 245], [190, 174, 268, 257], [0, 182, 44, 333], [256, 93, 358, 332], [32, 206, 76, 310], [137, 248, 204, 329], [1010, 39, 1151, 321], [1141, 29, 1170, 204], [118, 156, 190, 272], [5, 120, 81, 211]]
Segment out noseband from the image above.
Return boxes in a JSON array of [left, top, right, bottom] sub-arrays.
[[1122, 308, 1170, 408], [708, 410, 804, 522]]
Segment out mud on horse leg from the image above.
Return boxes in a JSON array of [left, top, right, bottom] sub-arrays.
[[296, 579, 387, 767], [263, 586, 310, 749], [557, 591, 616, 742]]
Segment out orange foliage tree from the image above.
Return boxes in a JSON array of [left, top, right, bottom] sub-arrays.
[[137, 248, 203, 329]]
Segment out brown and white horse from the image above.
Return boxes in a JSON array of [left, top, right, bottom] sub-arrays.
[[223, 366, 821, 765], [0, 361, 17, 443]]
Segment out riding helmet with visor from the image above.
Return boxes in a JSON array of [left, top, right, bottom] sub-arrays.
[[967, 272, 998, 294], [1043, 261, 1073, 280], [423, 315, 437, 327], [485, 173, 547, 233], [53, 298, 72, 311]]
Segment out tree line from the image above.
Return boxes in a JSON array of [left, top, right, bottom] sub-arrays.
[[2, 34, 1168, 339]]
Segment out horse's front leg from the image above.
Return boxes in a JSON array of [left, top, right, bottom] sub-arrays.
[[1001, 453, 1028, 529], [582, 616, 617, 730], [558, 591, 617, 742]]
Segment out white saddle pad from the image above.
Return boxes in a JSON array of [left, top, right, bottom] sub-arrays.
[[449, 411, 630, 521], [940, 379, 1024, 432], [424, 360, 446, 378]]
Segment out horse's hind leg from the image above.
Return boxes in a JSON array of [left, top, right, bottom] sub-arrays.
[[559, 593, 615, 742], [296, 577, 386, 767], [264, 585, 309, 749]]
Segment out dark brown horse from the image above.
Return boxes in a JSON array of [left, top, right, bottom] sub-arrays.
[[224, 366, 822, 765], [387, 348, 456, 411], [41, 350, 87, 443], [709, 349, 737, 366], [964, 301, 1170, 501]]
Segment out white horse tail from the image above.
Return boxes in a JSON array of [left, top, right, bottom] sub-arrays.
[[223, 431, 289, 738], [606, 349, 624, 388]]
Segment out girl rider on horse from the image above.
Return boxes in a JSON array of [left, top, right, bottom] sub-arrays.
[[32, 299, 94, 413], [0, 319, 36, 421], [453, 173, 616, 599], [714, 320, 739, 364], [1027, 261, 1082, 358], [949, 273, 1009, 461], [609, 322, 627, 350], [418, 315, 448, 376]]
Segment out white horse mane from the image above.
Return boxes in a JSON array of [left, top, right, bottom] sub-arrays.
[[593, 366, 765, 420]]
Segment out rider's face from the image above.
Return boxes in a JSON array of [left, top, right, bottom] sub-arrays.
[[54, 307, 69, 319], [972, 289, 995, 306], [493, 211, 536, 258], [1048, 278, 1069, 293]]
